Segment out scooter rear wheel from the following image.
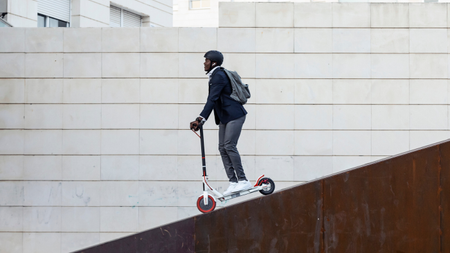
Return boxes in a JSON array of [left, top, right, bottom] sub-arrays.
[[258, 177, 275, 195], [196, 195, 216, 213]]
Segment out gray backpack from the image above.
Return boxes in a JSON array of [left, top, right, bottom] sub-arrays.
[[223, 68, 251, 104]]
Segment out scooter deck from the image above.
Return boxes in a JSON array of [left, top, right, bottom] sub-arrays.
[[218, 185, 268, 202]]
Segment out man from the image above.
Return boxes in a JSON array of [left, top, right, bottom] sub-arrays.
[[190, 50, 251, 195]]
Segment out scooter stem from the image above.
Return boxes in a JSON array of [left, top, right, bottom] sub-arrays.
[[199, 125, 207, 177]]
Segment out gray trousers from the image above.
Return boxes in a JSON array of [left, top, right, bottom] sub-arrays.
[[218, 115, 247, 183]]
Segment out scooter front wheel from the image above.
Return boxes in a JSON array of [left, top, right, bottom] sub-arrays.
[[258, 177, 275, 195], [196, 195, 216, 213]]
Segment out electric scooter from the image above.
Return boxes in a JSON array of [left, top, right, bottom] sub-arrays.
[[192, 123, 275, 213]]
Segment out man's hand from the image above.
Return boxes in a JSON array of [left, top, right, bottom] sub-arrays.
[[190, 117, 203, 131]]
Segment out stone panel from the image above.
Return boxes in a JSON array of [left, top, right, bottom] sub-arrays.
[[64, 28, 102, 52], [332, 105, 371, 130], [140, 130, 178, 155], [0, 79, 24, 103], [295, 28, 332, 53], [25, 53, 64, 78], [102, 28, 140, 52], [0, 130, 24, 154], [256, 54, 295, 78], [23, 182, 62, 206], [64, 53, 102, 77], [409, 3, 447, 28], [0, 28, 25, 52], [255, 3, 294, 28], [63, 130, 101, 155], [371, 3, 409, 27], [63, 79, 102, 103], [372, 105, 410, 130], [25, 28, 63, 52], [0, 105, 24, 129], [63, 104, 102, 129], [332, 3, 370, 27], [140, 28, 178, 52], [333, 29, 370, 53], [23, 156, 62, 180], [24, 130, 62, 155], [179, 28, 217, 52], [255, 28, 294, 53], [61, 207, 100, 232], [102, 104, 140, 129], [332, 131, 371, 155], [141, 53, 179, 77], [371, 29, 409, 53], [254, 79, 295, 104], [294, 3, 332, 27], [295, 131, 333, 155], [140, 79, 179, 103], [24, 104, 63, 129], [410, 105, 448, 130], [219, 2, 255, 27], [0, 53, 25, 78], [100, 182, 139, 207], [410, 54, 448, 78], [102, 53, 140, 78], [101, 156, 139, 180], [61, 181, 101, 206], [140, 104, 179, 129], [295, 54, 332, 78], [294, 156, 333, 181], [255, 105, 295, 129], [25, 79, 63, 103], [371, 79, 409, 104], [178, 53, 205, 78], [62, 156, 101, 180], [410, 80, 448, 104], [295, 105, 332, 130], [332, 54, 371, 78], [255, 130, 294, 155], [372, 131, 410, 156], [410, 29, 448, 53], [295, 79, 333, 104], [218, 28, 256, 52], [371, 54, 410, 78], [102, 130, 140, 154], [23, 233, 61, 253], [332, 79, 371, 104]]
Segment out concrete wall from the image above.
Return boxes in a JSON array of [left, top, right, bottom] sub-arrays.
[[1, 2, 450, 252]]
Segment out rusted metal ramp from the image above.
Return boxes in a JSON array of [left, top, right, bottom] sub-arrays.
[[75, 139, 450, 253]]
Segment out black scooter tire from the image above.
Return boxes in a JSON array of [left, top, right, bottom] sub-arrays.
[[197, 195, 216, 213], [258, 177, 275, 195]]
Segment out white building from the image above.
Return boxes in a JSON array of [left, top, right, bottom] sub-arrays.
[[0, 0, 173, 28]]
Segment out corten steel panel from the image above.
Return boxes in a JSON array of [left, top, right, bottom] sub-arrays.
[[195, 180, 323, 253], [74, 218, 195, 253], [71, 140, 450, 253], [440, 141, 450, 252], [323, 146, 441, 253]]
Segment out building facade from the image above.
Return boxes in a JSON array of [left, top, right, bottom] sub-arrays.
[[0, 0, 173, 28]]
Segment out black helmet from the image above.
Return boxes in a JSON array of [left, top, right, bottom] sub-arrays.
[[204, 50, 224, 66]]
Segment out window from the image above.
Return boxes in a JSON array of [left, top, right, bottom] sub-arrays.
[[190, 0, 210, 9], [37, 0, 70, 27], [110, 5, 142, 27], [38, 14, 69, 27]]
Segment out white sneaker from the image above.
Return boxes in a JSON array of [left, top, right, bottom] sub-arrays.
[[232, 180, 252, 192], [223, 182, 238, 195]]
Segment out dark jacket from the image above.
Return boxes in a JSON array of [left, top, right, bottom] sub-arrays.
[[200, 68, 247, 125]]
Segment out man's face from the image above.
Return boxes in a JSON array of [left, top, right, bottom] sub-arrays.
[[204, 58, 211, 72]]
